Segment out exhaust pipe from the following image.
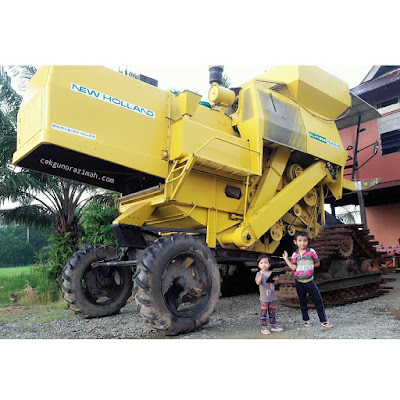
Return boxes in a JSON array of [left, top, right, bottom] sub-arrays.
[[209, 65, 224, 85]]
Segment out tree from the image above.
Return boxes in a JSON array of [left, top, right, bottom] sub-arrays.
[[0, 66, 114, 256], [0, 224, 49, 266]]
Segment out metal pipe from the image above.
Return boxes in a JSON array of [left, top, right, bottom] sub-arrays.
[[357, 190, 367, 226], [351, 114, 367, 226], [351, 114, 362, 181], [91, 260, 138, 268]]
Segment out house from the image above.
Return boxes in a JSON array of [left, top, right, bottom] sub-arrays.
[[334, 66, 400, 264]]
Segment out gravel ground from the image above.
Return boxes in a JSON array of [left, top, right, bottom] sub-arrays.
[[1, 272, 399, 340]]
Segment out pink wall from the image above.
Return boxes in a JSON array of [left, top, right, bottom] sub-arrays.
[[340, 117, 400, 184], [340, 116, 400, 246], [365, 204, 400, 246]]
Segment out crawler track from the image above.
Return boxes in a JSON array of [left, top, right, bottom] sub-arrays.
[[312, 224, 388, 264], [277, 224, 394, 307]]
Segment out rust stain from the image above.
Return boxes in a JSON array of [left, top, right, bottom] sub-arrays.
[[389, 308, 400, 320]]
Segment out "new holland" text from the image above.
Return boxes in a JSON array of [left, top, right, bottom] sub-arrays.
[[71, 82, 155, 118]]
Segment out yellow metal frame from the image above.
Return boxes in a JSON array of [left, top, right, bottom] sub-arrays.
[[14, 65, 358, 254]]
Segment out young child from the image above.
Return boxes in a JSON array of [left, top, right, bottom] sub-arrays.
[[282, 231, 333, 328], [255, 254, 284, 335]]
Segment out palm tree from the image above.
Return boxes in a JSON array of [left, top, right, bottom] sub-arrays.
[[0, 66, 113, 251], [335, 205, 361, 224], [221, 74, 232, 88]]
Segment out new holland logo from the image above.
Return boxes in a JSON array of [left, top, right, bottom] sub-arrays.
[[309, 131, 340, 150], [71, 83, 155, 118]]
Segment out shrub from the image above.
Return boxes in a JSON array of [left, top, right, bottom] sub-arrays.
[[81, 203, 117, 246], [29, 233, 74, 301]]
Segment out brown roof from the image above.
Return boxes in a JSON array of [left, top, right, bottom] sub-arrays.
[[352, 68, 400, 96]]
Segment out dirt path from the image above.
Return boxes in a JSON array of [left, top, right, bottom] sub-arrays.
[[0, 272, 399, 339]]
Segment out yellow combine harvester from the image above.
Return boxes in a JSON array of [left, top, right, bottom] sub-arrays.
[[13, 65, 385, 335]]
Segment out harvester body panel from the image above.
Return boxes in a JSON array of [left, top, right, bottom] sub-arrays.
[[14, 66, 170, 194], [14, 65, 355, 252]]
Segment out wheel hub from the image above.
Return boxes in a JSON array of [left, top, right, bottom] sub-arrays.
[[162, 253, 210, 317], [83, 264, 125, 305]]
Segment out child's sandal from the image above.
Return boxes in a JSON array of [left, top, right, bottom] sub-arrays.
[[271, 325, 284, 332], [321, 322, 333, 328], [304, 321, 312, 327]]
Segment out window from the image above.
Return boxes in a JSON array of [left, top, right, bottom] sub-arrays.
[[381, 129, 400, 155], [377, 97, 399, 109]]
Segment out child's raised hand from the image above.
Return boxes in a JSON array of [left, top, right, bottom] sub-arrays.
[[282, 250, 289, 260]]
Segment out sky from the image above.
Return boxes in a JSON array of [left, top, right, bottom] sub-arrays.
[[108, 64, 372, 102], [8, 64, 373, 98]]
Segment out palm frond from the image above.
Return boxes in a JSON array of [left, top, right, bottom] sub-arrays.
[[81, 191, 116, 208], [0, 168, 45, 203], [8, 65, 37, 93], [118, 67, 136, 79], [335, 206, 361, 224], [0, 65, 116, 243], [0, 69, 22, 120], [0, 204, 53, 230], [0, 126, 17, 165], [221, 74, 232, 89]]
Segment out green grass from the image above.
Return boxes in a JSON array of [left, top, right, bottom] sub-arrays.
[[0, 300, 75, 323], [0, 265, 36, 307], [0, 265, 32, 277]]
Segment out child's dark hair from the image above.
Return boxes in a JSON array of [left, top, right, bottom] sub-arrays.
[[294, 231, 309, 240], [257, 254, 271, 263]]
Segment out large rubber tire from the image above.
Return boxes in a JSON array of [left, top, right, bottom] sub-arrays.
[[61, 245, 133, 318], [135, 234, 220, 336]]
